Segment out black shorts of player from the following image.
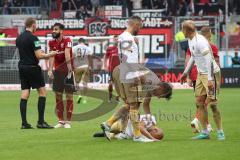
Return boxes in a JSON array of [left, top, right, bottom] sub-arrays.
[[52, 70, 75, 94], [192, 80, 196, 91], [108, 72, 113, 82], [18, 65, 45, 90]]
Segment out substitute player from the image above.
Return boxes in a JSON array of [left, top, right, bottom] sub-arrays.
[[48, 23, 74, 129], [94, 114, 163, 141], [180, 20, 225, 140], [189, 27, 220, 133], [103, 35, 120, 102], [72, 38, 93, 104], [16, 17, 57, 129]]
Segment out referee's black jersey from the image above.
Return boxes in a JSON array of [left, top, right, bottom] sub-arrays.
[[16, 30, 41, 66]]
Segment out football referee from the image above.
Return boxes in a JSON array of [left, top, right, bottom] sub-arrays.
[[16, 17, 57, 129]]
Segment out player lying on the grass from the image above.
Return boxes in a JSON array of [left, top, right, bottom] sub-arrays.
[[101, 64, 172, 142], [103, 35, 120, 102], [48, 23, 74, 129], [180, 20, 225, 140], [72, 38, 93, 104], [94, 113, 163, 141]]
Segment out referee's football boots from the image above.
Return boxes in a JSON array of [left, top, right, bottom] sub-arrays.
[[36, 121, 54, 129], [21, 123, 34, 129]]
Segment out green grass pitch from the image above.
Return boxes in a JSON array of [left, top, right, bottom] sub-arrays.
[[0, 89, 239, 160]]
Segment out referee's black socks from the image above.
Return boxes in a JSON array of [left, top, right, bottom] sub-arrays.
[[20, 99, 28, 125], [38, 96, 46, 124]]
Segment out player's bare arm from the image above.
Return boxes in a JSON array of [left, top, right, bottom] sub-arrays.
[[181, 56, 194, 84], [65, 47, 72, 73], [34, 49, 57, 60], [143, 93, 151, 114], [48, 57, 55, 79], [139, 121, 158, 141]]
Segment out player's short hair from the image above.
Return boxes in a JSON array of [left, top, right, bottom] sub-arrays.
[[159, 82, 173, 100], [129, 16, 142, 24], [25, 17, 36, 28], [201, 26, 211, 36], [53, 23, 65, 30], [78, 38, 87, 44], [182, 20, 196, 33]]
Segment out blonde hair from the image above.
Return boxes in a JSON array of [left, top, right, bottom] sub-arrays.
[[182, 20, 196, 33]]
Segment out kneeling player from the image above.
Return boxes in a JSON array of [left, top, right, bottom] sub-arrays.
[[94, 113, 163, 141]]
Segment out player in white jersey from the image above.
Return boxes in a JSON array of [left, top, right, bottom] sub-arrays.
[[180, 20, 225, 140], [72, 38, 93, 104], [94, 114, 164, 141], [118, 29, 140, 63], [101, 16, 154, 142]]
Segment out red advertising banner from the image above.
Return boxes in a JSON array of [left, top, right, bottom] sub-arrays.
[[34, 17, 173, 58]]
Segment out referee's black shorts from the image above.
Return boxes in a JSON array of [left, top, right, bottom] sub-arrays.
[[18, 65, 45, 90]]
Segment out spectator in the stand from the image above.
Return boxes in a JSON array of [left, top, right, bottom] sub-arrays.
[[178, 0, 187, 16], [130, 0, 142, 9], [142, 0, 152, 9], [62, 0, 68, 11], [40, 0, 48, 10], [232, 49, 240, 67], [13, 0, 23, 7], [113, 0, 122, 5], [76, 5, 90, 20], [2, 0, 11, 15], [153, 0, 167, 10], [62, 0, 75, 11], [91, 0, 100, 14], [68, 0, 75, 10], [233, 0, 240, 14], [167, 0, 178, 15], [75, 0, 92, 11], [95, 6, 105, 17], [51, 0, 57, 10]]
